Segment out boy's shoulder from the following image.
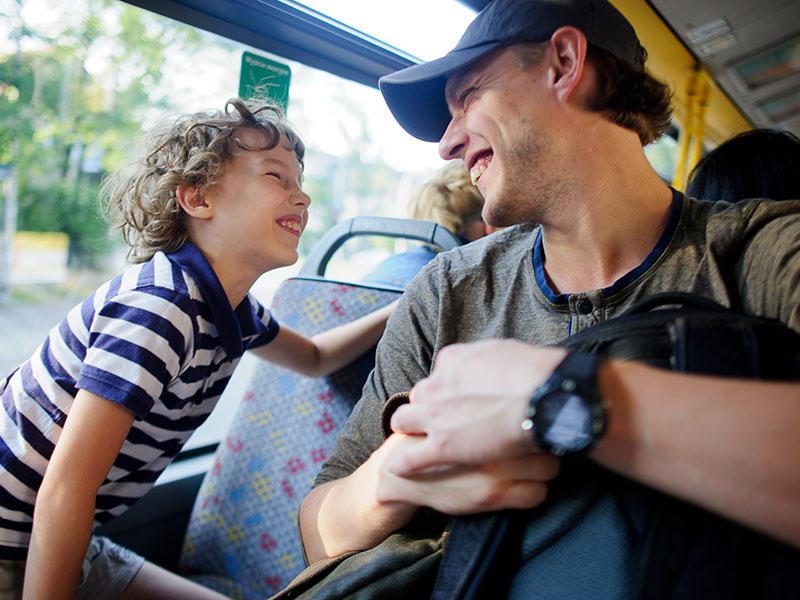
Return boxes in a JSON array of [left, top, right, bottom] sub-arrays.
[[100, 251, 199, 311]]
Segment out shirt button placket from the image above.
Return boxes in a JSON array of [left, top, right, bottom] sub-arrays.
[[577, 298, 593, 315]]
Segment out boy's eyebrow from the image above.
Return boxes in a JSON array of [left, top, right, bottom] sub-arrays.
[[257, 155, 304, 184], [257, 156, 289, 168]]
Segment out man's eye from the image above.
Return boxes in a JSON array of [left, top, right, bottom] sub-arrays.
[[458, 86, 476, 105]]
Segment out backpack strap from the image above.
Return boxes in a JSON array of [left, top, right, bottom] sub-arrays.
[[622, 292, 727, 315]]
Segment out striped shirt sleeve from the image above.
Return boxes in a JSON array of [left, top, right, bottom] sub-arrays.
[[76, 287, 194, 419], [244, 295, 280, 350]]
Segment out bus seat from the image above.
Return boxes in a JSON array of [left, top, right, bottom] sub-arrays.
[[177, 217, 461, 599]]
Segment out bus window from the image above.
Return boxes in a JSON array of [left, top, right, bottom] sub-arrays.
[[0, 0, 473, 453], [294, 0, 476, 61]]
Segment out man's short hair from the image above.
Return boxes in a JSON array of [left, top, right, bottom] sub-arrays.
[[512, 42, 672, 146]]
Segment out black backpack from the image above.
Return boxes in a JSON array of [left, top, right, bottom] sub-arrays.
[[433, 293, 800, 600], [564, 292, 800, 378]]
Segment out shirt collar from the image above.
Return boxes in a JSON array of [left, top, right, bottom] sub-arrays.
[[166, 241, 259, 358], [533, 188, 684, 304]]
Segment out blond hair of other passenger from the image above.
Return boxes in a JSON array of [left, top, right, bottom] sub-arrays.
[[408, 161, 488, 240]]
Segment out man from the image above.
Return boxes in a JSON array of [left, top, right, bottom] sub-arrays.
[[299, 0, 800, 596]]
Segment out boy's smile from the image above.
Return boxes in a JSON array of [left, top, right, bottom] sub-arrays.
[[276, 213, 304, 236]]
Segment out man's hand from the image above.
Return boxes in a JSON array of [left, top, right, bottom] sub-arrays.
[[377, 434, 560, 515], [388, 340, 567, 475]]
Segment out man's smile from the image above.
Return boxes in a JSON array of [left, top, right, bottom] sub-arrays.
[[469, 151, 493, 185]]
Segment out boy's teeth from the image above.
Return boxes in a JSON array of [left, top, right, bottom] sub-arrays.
[[470, 161, 488, 185]]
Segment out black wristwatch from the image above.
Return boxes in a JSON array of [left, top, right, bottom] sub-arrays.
[[522, 351, 607, 456]]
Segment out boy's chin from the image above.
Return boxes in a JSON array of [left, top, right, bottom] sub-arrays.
[[276, 252, 299, 268]]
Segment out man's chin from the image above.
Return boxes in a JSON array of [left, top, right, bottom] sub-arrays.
[[484, 199, 525, 228]]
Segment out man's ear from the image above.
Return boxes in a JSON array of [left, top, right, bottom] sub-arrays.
[[547, 26, 588, 103], [176, 184, 213, 220]]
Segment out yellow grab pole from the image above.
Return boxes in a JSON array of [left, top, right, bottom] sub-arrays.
[[672, 66, 699, 191], [688, 78, 710, 176]]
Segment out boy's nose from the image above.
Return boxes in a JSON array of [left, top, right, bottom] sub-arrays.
[[292, 190, 311, 207]]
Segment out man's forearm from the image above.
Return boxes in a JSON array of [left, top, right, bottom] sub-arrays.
[[300, 454, 418, 563], [301, 433, 560, 563], [594, 360, 800, 548]]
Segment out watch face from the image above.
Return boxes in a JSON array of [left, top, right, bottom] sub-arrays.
[[534, 391, 594, 453]]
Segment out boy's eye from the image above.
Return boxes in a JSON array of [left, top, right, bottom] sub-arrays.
[[265, 172, 282, 180]]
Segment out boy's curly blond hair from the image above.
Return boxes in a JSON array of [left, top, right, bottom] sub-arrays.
[[408, 161, 484, 237], [103, 98, 305, 263]]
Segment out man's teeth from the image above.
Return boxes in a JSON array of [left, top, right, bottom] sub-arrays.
[[470, 161, 488, 185]]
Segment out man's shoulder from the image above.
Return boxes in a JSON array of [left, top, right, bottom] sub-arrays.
[[431, 223, 537, 275], [685, 195, 800, 223], [683, 196, 800, 243]]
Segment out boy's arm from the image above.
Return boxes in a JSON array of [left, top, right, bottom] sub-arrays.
[[250, 300, 398, 377], [24, 390, 135, 600]]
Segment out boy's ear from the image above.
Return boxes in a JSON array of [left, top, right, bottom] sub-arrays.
[[176, 184, 213, 219], [548, 26, 588, 104]]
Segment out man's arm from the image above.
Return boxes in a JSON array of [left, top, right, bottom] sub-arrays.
[[300, 433, 559, 563], [299, 257, 561, 562], [594, 360, 800, 550], [389, 339, 800, 549]]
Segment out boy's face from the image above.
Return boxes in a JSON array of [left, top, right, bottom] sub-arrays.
[[208, 127, 310, 274]]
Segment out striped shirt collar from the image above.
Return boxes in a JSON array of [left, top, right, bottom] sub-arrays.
[[166, 241, 259, 358]]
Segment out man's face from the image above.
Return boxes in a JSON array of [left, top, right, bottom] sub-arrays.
[[439, 47, 569, 227]]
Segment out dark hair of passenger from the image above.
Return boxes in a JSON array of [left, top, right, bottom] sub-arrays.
[[512, 42, 673, 146], [686, 128, 800, 203]]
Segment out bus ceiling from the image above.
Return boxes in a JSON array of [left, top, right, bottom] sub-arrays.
[[620, 0, 799, 146], [124, 0, 798, 148]]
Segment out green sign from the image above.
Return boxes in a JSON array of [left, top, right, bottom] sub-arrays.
[[238, 52, 291, 112]]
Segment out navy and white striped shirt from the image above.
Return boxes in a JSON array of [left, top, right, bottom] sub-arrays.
[[0, 242, 279, 559]]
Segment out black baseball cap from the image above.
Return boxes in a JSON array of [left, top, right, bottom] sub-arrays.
[[379, 0, 642, 142]]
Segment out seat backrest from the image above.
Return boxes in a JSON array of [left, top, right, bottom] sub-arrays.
[[178, 217, 460, 599], [179, 278, 400, 598]]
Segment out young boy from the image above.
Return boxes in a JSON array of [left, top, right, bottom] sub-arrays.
[[0, 99, 395, 599]]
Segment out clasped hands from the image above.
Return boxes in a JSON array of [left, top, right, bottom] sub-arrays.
[[375, 340, 567, 515]]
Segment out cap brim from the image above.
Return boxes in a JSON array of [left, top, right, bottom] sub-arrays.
[[379, 42, 503, 143]]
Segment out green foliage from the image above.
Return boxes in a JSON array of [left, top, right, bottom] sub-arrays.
[[0, 0, 417, 273], [0, 0, 202, 266]]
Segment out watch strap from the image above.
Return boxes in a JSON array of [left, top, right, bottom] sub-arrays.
[[553, 351, 601, 388]]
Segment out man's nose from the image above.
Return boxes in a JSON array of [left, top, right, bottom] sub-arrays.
[[438, 115, 467, 160]]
